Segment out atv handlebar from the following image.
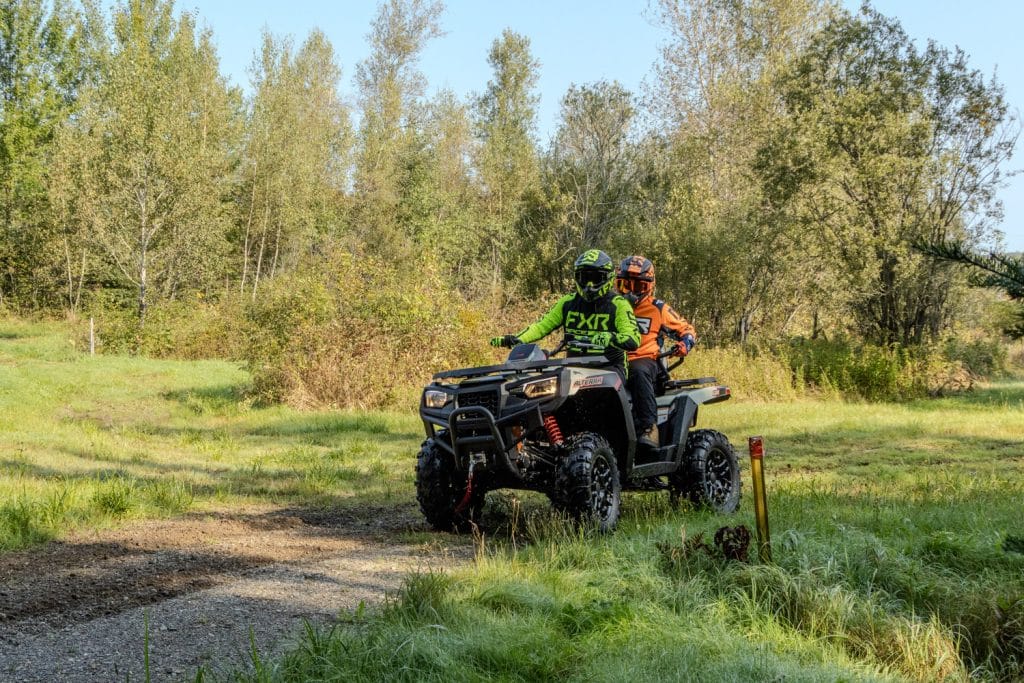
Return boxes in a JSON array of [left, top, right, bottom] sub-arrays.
[[546, 338, 605, 357]]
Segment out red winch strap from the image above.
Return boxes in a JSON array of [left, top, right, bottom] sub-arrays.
[[454, 471, 474, 514]]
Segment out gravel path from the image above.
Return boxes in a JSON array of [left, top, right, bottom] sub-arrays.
[[0, 505, 471, 682]]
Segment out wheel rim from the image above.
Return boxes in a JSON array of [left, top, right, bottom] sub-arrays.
[[591, 454, 614, 521], [705, 448, 735, 506]]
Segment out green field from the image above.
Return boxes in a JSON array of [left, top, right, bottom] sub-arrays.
[[0, 318, 425, 548], [2, 320, 1023, 680]]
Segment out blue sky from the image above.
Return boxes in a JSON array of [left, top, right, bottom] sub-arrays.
[[181, 0, 1024, 250]]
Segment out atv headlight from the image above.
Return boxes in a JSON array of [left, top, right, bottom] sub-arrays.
[[424, 389, 452, 409], [522, 376, 558, 399]]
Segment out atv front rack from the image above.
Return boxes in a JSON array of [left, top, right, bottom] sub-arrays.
[[433, 355, 609, 381]]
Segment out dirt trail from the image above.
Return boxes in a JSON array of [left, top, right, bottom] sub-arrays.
[[0, 504, 471, 682]]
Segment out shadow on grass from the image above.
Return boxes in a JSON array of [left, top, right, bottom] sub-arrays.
[[125, 413, 419, 446], [163, 383, 250, 413], [767, 426, 1023, 468]]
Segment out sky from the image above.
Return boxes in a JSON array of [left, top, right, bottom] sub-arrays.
[[179, 0, 1024, 251]]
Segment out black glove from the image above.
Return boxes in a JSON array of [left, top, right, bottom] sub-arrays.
[[490, 334, 521, 348]]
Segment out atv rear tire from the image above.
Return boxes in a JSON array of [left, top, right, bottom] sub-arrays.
[[671, 429, 740, 513], [553, 432, 621, 532], [415, 438, 482, 532]]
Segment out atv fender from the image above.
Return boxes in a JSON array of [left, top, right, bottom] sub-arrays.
[[556, 385, 636, 474]]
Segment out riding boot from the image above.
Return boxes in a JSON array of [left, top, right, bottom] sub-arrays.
[[638, 424, 659, 449]]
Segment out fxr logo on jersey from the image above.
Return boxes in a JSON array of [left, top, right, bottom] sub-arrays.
[[564, 311, 610, 331], [636, 317, 652, 334]]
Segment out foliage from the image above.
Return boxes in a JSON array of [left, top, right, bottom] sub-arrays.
[[942, 334, 1008, 379], [51, 0, 242, 327], [781, 337, 973, 400], [474, 29, 541, 293], [917, 239, 1024, 338], [242, 248, 495, 408], [85, 294, 251, 359], [238, 30, 351, 301], [0, 0, 95, 310], [0, 0, 1018, 402], [351, 0, 444, 261], [513, 80, 643, 295], [646, 0, 826, 343], [759, 5, 1017, 346]]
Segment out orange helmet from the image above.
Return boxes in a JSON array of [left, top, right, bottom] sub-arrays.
[[615, 255, 655, 302]]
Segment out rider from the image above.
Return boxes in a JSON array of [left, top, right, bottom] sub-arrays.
[[615, 255, 696, 449], [490, 249, 640, 377]]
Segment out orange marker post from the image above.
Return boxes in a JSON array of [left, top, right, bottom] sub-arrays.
[[748, 436, 772, 563]]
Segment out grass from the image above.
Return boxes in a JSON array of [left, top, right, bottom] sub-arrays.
[[220, 377, 1024, 681], [3, 318, 1023, 680], [0, 318, 426, 550]]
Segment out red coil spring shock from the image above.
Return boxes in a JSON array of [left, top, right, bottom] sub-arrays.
[[543, 414, 564, 446]]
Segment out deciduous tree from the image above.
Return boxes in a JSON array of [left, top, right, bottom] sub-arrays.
[[761, 6, 1018, 344], [52, 0, 241, 325]]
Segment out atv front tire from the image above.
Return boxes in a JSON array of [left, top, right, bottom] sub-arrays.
[[415, 438, 482, 532], [553, 432, 621, 532], [671, 429, 741, 513]]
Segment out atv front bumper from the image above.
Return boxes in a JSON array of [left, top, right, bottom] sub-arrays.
[[420, 403, 545, 480]]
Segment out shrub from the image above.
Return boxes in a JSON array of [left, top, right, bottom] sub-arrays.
[[82, 293, 250, 360], [780, 337, 970, 401], [242, 252, 499, 409], [679, 345, 801, 401], [942, 334, 1008, 378]]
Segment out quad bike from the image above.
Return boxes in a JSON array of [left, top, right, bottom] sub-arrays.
[[416, 340, 741, 532]]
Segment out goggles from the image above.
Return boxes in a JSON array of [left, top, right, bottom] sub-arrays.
[[615, 276, 653, 296], [574, 268, 609, 288]]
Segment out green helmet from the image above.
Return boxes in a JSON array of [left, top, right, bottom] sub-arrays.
[[573, 249, 615, 301]]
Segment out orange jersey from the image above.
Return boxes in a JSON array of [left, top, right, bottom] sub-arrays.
[[629, 298, 696, 361]]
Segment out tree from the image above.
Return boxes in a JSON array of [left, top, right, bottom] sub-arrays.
[[761, 6, 1018, 345], [0, 0, 89, 308], [52, 0, 241, 325], [351, 0, 444, 257], [917, 239, 1024, 337], [397, 90, 491, 294], [474, 28, 540, 292], [513, 80, 642, 294], [238, 29, 351, 300], [647, 0, 825, 342]]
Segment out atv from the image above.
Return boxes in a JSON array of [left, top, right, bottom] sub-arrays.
[[416, 341, 740, 532]]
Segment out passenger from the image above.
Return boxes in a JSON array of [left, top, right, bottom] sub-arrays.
[[615, 255, 696, 449]]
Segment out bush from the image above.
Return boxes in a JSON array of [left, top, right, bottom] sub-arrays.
[[781, 337, 970, 401], [82, 292, 250, 360], [242, 252, 498, 409], [942, 334, 1008, 378], [679, 345, 802, 401]]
